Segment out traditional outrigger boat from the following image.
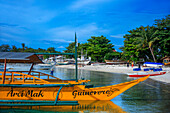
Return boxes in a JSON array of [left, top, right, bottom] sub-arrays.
[[128, 71, 166, 77], [0, 34, 149, 106], [128, 67, 166, 77]]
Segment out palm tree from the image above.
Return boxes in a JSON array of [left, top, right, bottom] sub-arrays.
[[133, 26, 159, 62], [21, 43, 25, 52], [11, 45, 17, 52]]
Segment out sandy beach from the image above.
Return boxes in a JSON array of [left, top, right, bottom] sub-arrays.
[[56, 65, 170, 84]]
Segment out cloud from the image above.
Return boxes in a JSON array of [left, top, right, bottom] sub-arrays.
[[0, 22, 29, 43], [0, 22, 31, 45], [41, 39, 73, 44], [0, 1, 57, 24], [110, 34, 124, 38], [0, 37, 8, 42], [0, 22, 28, 34], [0, 33, 24, 43], [114, 44, 124, 47], [46, 24, 109, 42], [69, 0, 110, 10], [0, 23, 18, 27], [57, 46, 65, 49]]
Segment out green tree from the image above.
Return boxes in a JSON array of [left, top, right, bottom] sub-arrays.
[[122, 33, 140, 61], [64, 35, 115, 62], [64, 42, 82, 58], [0, 44, 11, 52], [133, 26, 159, 62], [154, 15, 170, 59], [104, 51, 121, 60], [121, 15, 170, 62], [37, 48, 46, 53], [24, 47, 36, 53], [21, 43, 25, 52], [11, 45, 18, 52], [86, 35, 114, 62], [47, 47, 56, 53]]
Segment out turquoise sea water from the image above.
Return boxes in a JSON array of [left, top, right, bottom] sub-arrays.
[[0, 67, 170, 113]]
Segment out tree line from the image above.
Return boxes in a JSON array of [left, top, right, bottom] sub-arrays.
[[120, 15, 170, 62], [0, 15, 169, 63], [64, 35, 120, 62], [0, 43, 60, 53]]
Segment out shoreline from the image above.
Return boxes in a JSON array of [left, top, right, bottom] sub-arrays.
[[56, 65, 170, 84]]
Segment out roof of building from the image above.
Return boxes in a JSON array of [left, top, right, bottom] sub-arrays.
[[0, 52, 43, 63], [161, 56, 170, 60]]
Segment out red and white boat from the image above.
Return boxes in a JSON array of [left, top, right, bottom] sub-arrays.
[[127, 71, 166, 77]]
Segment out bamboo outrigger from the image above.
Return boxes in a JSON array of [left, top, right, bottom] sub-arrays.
[[0, 33, 149, 106]]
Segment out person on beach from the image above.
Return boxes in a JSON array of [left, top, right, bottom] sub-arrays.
[[50, 68, 54, 75], [131, 62, 134, 68], [138, 63, 141, 68], [127, 61, 129, 67]]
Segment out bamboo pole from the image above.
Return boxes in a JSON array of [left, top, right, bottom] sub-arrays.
[[12, 73, 14, 83], [2, 58, 7, 84], [28, 63, 34, 75], [75, 32, 78, 82]]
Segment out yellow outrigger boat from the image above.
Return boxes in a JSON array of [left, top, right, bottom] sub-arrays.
[[0, 34, 149, 106], [0, 75, 148, 101]]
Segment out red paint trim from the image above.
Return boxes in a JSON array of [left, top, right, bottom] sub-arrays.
[[129, 72, 166, 77]]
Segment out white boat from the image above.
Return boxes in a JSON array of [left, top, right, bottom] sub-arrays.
[[77, 49, 91, 65], [55, 56, 69, 65], [105, 60, 126, 65], [78, 60, 90, 65], [33, 64, 53, 70], [6, 63, 31, 71], [57, 61, 69, 65]]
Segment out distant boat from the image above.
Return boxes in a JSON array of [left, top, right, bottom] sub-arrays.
[[33, 64, 53, 70], [0, 64, 9, 71], [78, 60, 90, 65], [6, 63, 31, 71], [143, 62, 164, 67], [105, 60, 126, 65], [77, 49, 91, 65], [57, 61, 69, 65], [55, 55, 69, 65], [0, 66, 8, 71], [127, 71, 166, 77]]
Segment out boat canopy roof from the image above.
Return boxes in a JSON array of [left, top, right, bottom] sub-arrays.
[[144, 62, 164, 65], [0, 52, 43, 63]]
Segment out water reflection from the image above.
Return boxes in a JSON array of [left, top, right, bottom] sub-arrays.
[[54, 67, 130, 86], [0, 101, 126, 113]]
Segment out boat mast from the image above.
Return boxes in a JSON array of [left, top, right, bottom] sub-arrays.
[[75, 32, 78, 82]]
